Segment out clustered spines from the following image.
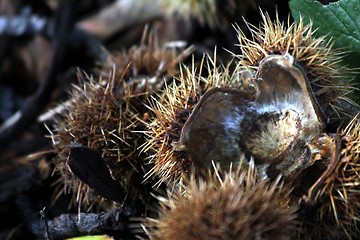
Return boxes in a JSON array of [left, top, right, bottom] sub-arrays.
[[143, 62, 205, 184], [51, 70, 145, 209], [232, 12, 360, 238], [50, 29, 194, 210], [236, 11, 353, 119], [143, 55, 254, 185], [98, 28, 194, 94], [204, 55, 254, 92], [162, 0, 218, 27], [145, 159, 297, 240], [46, 8, 360, 239], [161, 0, 233, 29], [161, 0, 262, 29], [307, 114, 360, 238]]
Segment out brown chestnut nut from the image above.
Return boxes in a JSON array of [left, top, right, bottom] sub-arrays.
[[172, 88, 255, 168], [175, 54, 326, 180]]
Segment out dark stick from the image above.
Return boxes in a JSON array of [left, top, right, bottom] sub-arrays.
[[0, 0, 75, 148], [16, 193, 135, 240], [40, 207, 51, 240], [46, 207, 134, 239]]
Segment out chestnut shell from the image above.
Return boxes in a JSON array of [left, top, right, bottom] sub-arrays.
[[174, 54, 326, 179]]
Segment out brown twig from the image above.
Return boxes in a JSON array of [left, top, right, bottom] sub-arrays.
[[0, 0, 75, 148]]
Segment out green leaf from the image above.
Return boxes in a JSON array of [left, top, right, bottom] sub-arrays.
[[289, 0, 360, 67], [289, 0, 360, 99]]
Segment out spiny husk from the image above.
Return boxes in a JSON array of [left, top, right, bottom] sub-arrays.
[[51, 70, 148, 210], [235, 11, 356, 120], [161, 0, 255, 29], [303, 114, 360, 239], [50, 32, 192, 210], [233, 11, 359, 239], [98, 27, 194, 88], [142, 55, 253, 185], [144, 157, 297, 240], [142, 11, 358, 186]]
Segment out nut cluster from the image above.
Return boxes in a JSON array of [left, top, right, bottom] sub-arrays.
[[49, 11, 360, 239], [142, 12, 359, 239], [50, 32, 192, 209]]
